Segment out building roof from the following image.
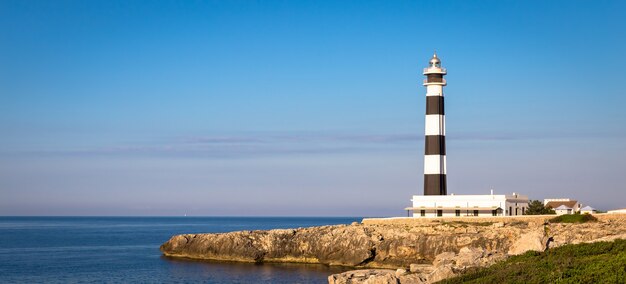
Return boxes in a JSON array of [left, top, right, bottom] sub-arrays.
[[580, 206, 595, 211], [554, 205, 572, 210], [546, 200, 578, 209], [405, 206, 502, 211]]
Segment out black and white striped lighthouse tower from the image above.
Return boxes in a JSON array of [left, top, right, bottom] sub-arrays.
[[422, 53, 447, 195]]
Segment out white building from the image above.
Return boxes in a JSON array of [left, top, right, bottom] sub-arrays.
[[607, 208, 626, 214], [580, 206, 597, 214], [406, 191, 529, 217], [554, 205, 574, 215], [544, 199, 581, 213]]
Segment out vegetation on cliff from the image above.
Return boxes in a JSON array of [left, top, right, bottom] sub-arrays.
[[439, 239, 626, 284], [549, 213, 598, 223]]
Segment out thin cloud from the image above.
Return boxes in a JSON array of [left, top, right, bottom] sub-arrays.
[[182, 133, 422, 145], [183, 137, 264, 144], [5, 132, 421, 158], [3, 130, 623, 159]]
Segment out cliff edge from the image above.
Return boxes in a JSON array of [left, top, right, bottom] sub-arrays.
[[160, 214, 625, 270]]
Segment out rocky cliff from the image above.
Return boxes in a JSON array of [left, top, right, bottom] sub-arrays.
[[161, 214, 626, 272]]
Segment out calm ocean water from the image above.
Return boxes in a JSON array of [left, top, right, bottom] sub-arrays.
[[0, 217, 362, 283]]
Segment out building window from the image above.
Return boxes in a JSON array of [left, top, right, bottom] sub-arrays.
[[492, 210, 497, 216], [420, 210, 425, 217], [455, 210, 460, 216], [437, 210, 443, 217], [473, 210, 479, 216]]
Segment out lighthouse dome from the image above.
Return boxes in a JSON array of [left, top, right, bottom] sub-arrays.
[[429, 53, 441, 67]]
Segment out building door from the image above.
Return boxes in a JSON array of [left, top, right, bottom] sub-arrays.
[[437, 210, 442, 217]]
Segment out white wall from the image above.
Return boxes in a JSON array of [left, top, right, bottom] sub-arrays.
[[410, 194, 529, 217]]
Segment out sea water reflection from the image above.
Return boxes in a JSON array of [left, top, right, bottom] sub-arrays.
[[0, 217, 360, 283]]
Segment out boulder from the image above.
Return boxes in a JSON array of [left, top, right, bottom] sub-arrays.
[[395, 268, 407, 277], [454, 246, 484, 268], [328, 269, 398, 284], [508, 230, 544, 255], [427, 265, 455, 283], [398, 274, 427, 284], [328, 269, 429, 284], [432, 251, 455, 267], [409, 263, 433, 274]]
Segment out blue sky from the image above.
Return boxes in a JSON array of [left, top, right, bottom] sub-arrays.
[[1, 0, 625, 216]]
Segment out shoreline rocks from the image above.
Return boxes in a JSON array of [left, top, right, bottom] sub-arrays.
[[160, 214, 626, 283], [328, 269, 426, 284], [328, 246, 506, 284]]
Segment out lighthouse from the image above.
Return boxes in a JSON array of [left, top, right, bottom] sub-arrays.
[[423, 53, 447, 195], [405, 54, 530, 217]]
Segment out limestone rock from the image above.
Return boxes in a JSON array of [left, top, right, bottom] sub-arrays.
[[366, 273, 398, 284], [331, 247, 505, 284], [492, 222, 504, 228], [409, 263, 433, 274], [328, 269, 429, 284], [427, 265, 455, 283], [508, 229, 544, 255], [454, 246, 484, 268], [328, 269, 398, 284], [432, 252, 455, 267], [398, 274, 427, 284], [323, 214, 625, 284], [161, 214, 626, 270], [161, 225, 377, 266], [395, 268, 407, 277]]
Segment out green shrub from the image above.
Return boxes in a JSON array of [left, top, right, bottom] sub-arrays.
[[549, 214, 598, 223], [438, 239, 626, 284]]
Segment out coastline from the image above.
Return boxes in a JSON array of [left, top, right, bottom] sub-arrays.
[[161, 213, 626, 265]]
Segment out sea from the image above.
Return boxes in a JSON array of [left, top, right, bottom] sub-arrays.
[[0, 216, 362, 283]]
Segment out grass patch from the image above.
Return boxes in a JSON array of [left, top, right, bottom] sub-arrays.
[[438, 239, 626, 284], [550, 214, 598, 223], [471, 221, 495, 227]]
